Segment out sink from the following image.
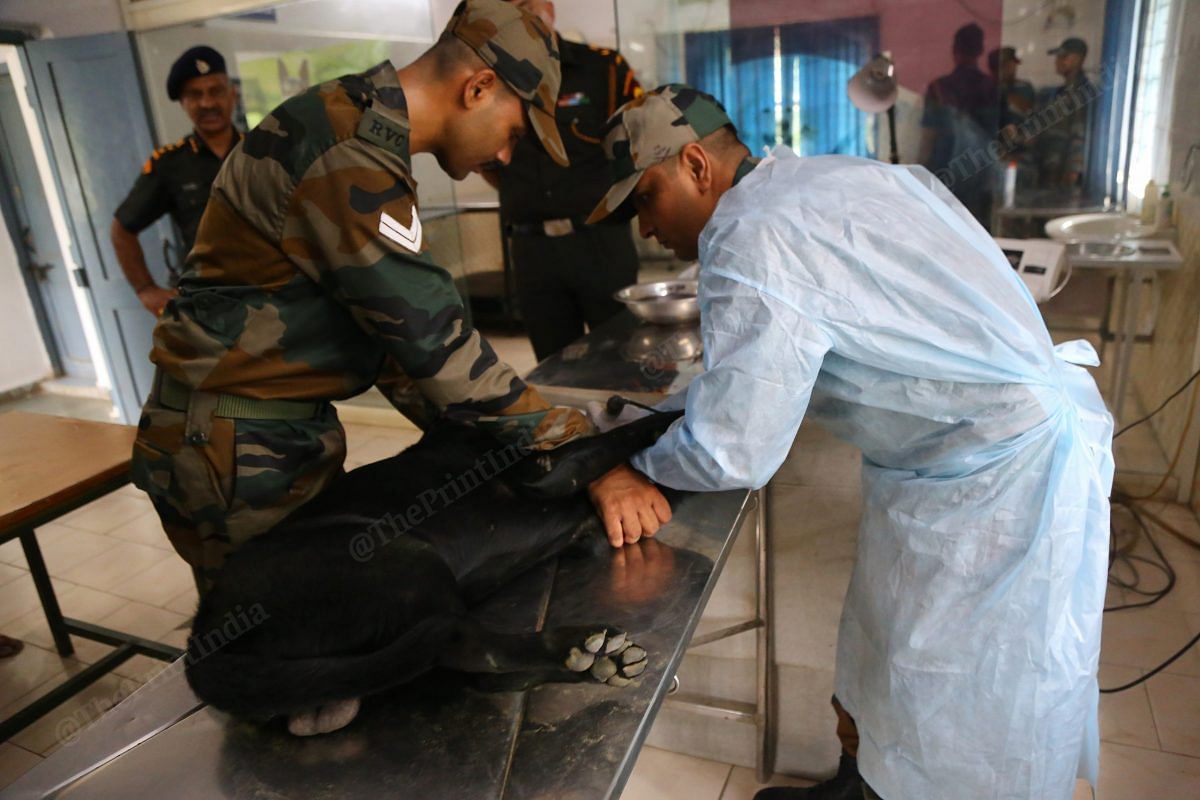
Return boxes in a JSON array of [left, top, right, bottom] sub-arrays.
[[1045, 213, 1157, 242]]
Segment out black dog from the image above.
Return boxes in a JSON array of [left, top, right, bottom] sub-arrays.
[[184, 410, 682, 735]]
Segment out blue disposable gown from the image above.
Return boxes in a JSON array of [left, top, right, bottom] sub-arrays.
[[631, 147, 1113, 800]]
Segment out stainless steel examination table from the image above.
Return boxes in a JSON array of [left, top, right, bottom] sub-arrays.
[[6, 312, 773, 799]]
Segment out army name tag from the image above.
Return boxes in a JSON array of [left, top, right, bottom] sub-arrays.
[[357, 109, 409, 158]]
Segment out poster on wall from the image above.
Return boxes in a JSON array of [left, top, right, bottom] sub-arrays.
[[235, 39, 389, 128]]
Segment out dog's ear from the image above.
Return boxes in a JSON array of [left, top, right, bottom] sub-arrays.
[[508, 410, 683, 499]]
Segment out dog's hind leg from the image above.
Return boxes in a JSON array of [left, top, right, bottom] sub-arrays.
[[287, 698, 362, 737], [439, 620, 648, 688]]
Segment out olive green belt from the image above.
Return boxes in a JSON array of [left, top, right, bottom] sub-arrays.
[[157, 373, 325, 421]]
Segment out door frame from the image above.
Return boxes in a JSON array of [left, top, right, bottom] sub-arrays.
[[0, 44, 114, 398]]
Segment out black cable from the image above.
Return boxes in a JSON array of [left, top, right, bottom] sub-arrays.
[[605, 395, 667, 417], [1114, 366, 1200, 439], [1101, 631, 1200, 693], [1104, 501, 1175, 612], [1100, 500, 1198, 692]]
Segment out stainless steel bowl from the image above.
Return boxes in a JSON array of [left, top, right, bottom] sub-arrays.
[[614, 280, 700, 325]]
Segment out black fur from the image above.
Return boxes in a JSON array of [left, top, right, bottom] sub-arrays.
[[183, 410, 683, 722]]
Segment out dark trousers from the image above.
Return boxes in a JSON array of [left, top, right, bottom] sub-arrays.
[[831, 696, 885, 800], [510, 222, 639, 362]]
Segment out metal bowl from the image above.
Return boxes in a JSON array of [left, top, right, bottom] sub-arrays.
[[614, 280, 700, 325], [621, 324, 704, 364]]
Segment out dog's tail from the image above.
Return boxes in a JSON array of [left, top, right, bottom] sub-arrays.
[[511, 408, 684, 499], [184, 614, 459, 719]]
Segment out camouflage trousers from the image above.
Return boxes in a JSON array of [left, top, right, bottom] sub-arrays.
[[131, 391, 346, 594]]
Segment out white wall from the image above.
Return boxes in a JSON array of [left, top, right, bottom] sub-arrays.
[[0, 210, 53, 393], [0, 0, 124, 37]]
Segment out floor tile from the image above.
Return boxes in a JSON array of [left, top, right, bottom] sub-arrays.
[[0, 576, 43, 628], [105, 509, 173, 551], [1087, 741, 1200, 800], [0, 537, 27, 569], [0, 392, 113, 423], [53, 582, 133, 625], [57, 493, 153, 536], [1097, 664, 1159, 749], [159, 626, 190, 650], [94, 602, 188, 643], [109, 556, 197, 609], [0, 642, 87, 709], [342, 423, 414, 451], [622, 745, 733, 800], [58, 541, 174, 594], [1146, 672, 1200, 757], [1100, 606, 1200, 677], [0, 742, 42, 791], [112, 653, 174, 684], [0, 561, 25, 587], [37, 528, 119, 577], [350, 435, 419, 466], [164, 586, 200, 617], [9, 671, 141, 756], [721, 765, 814, 799]]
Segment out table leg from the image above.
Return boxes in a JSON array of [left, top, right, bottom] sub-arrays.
[[1112, 270, 1146, 425], [19, 527, 74, 657], [755, 487, 776, 784]]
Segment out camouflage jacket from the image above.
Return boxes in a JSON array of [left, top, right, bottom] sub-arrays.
[[151, 61, 589, 449]]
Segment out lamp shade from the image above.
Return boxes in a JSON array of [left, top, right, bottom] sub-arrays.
[[848, 52, 898, 113]]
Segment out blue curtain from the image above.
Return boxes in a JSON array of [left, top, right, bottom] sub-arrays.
[[1089, 0, 1140, 204], [684, 18, 879, 159], [684, 28, 778, 156], [781, 18, 879, 157]]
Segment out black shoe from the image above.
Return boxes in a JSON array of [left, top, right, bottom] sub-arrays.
[[753, 755, 862, 800]]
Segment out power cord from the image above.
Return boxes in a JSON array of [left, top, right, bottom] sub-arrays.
[[1100, 498, 1200, 692], [1114, 366, 1200, 439], [1097, 366, 1200, 692]]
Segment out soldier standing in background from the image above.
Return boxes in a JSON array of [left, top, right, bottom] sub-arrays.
[[112, 46, 242, 316], [485, 0, 644, 362], [132, 0, 670, 593], [918, 23, 998, 227], [1035, 37, 1095, 189]]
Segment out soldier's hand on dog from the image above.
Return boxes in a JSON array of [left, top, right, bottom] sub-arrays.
[[588, 463, 671, 547]]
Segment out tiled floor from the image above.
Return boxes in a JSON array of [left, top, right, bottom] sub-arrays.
[[2, 329, 1198, 796]]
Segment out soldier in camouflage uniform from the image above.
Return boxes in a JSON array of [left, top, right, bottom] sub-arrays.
[[1034, 37, 1097, 190], [133, 0, 670, 591]]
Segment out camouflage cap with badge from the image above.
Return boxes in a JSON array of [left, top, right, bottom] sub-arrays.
[[587, 84, 733, 223], [446, 0, 569, 167]]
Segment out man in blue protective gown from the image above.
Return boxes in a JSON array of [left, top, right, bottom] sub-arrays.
[[586, 85, 1114, 800]]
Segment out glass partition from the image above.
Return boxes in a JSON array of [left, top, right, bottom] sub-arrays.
[[135, 0, 477, 318], [615, 0, 1128, 233]]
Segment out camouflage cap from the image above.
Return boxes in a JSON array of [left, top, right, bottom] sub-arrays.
[[446, 0, 568, 167], [587, 84, 733, 224]]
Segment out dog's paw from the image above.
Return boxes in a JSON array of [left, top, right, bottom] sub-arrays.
[[287, 697, 361, 736], [564, 628, 647, 687]]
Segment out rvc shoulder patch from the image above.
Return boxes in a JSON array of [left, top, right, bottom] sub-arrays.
[[380, 207, 422, 254], [356, 108, 409, 159]]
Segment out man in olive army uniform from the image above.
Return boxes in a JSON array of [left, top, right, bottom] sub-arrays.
[[486, 0, 644, 361], [113, 46, 242, 316], [133, 0, 671, 592]]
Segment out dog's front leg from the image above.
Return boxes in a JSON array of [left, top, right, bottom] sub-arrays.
[[439, 620, 648, 689]]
